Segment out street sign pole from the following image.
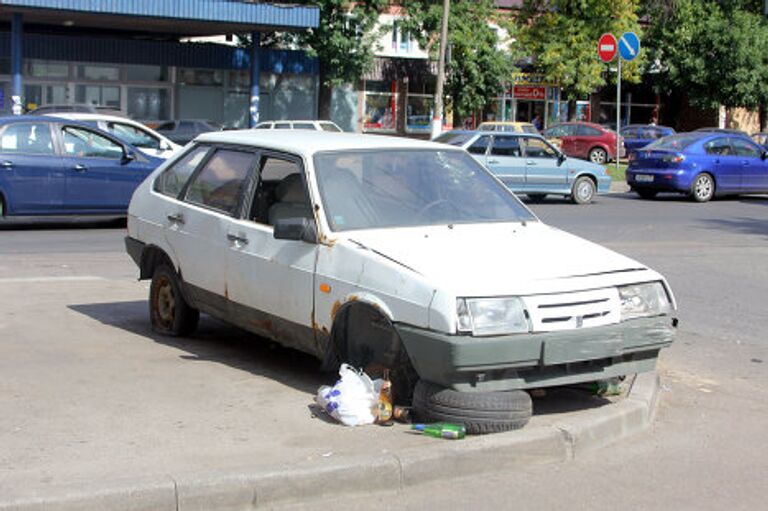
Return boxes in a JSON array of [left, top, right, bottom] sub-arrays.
[[616, 57, 621, 176]]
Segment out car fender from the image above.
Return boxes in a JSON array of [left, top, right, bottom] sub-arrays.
[[332, 292, 395, 323]]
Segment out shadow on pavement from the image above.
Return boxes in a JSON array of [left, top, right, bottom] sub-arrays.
[[531, 386, 611, 416], [701, 216, 768, 238], [68, 300, 324, 395]]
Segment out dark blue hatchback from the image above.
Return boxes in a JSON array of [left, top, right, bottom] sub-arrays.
[[0, 116, 163, 218], [626, 132, 768, 202]]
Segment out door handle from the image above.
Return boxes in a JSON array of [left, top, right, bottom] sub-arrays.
[[0, 161, 13, 169], [741, 160, 749, 166], [487, 159, 500, 164], [71, 164, 88, 172], [166, 213, 185, 224], [227, 233, 249, 245], [526, 160, 536, 165]]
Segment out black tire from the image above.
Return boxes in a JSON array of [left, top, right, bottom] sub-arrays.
[[571, 176, 596, 204], [634, 188, 658, 200], [330, 304, 419, 406], [0, 194, 6, 218], [526, 193, 547, 203], [412, 380, 532, 434], [588, 147, 608, 164], [149, 265, 199, 336], [690, 173, 715, 202]]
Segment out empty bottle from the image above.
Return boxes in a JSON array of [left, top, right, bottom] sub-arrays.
[[411, 422, 466, 439]]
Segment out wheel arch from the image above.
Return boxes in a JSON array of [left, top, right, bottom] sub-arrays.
[[139, 245, 177, 281]]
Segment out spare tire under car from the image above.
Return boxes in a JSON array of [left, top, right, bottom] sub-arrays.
[[412, 380, 532, 434]]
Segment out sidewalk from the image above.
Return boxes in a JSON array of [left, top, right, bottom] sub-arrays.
[[0, 278, 661, 510]]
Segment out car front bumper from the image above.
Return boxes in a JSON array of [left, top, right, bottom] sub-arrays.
[[396, 316, 676, 392]]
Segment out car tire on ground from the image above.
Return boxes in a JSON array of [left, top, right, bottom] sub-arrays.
[[633, 188, 658, 200], [0, 194, 6, 218], [526, 193, 548, 203], [690, 173, 715, 202], [571, 176, 596, 204], [149, 264, 199, 336], [412, 380, 532, 434], [588, 147, 608, 164]]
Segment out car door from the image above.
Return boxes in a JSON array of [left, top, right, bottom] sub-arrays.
[[164, 146, 258, 316], [730, 137, 768, 192], [702, 137, 740, 192], [59, 124, 147, 212], [521, 136, 566, 188], [225, 152, 318, 354], [0, 121, 64, 214], [556, 124, 578, 156], [485, 135, 525, 190], [465, 134, 491, 167]]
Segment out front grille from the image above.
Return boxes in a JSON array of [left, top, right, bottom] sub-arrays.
[[523, 288, 620, 332]]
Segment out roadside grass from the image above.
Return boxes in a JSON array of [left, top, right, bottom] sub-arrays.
[[607, 163, 627, 183]]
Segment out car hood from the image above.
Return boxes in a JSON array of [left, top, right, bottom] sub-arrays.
[[345, 221, 652, 296], [565, 158, 605, 174]]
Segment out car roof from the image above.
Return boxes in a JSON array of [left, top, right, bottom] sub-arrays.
[[548, 121, 604, 129], [478, 121, 535, 126], [43, 112, 140, 124], [197, 130, 462, 155]]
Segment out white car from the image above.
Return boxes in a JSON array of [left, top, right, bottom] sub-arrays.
[[125, 131, 677, 432], [45, 113, 181, 159], [254, 120, 343, 132]]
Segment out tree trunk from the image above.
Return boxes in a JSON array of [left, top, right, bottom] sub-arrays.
[[317, 66, 333, 120]]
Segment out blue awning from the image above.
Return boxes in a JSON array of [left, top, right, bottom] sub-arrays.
[[0, 0, 319, 30]]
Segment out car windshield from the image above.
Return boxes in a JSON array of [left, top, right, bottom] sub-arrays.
[[313, 149, 536, 231], [433, 132, 475, 146], [645, 134, 700, 151]]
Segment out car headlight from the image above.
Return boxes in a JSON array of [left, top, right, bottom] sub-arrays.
[[456, 297, 530, 336], [618, 282, 672, 321]]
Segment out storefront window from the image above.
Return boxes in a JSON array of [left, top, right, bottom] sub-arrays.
[[126, 65, 168, 82], [24, 84, 68, 111], [127, 87, 169, 120], [75, 84, 120, 108], [76, 64, 120, 81], [363, 81, 397, 132], [406, 95, 433, 133], [228, 70, 250, 90], [178, 68, 224, 86], [27, 60, 69, 79]]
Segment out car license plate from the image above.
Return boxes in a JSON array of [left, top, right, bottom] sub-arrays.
[[635, 174, 654, 182]]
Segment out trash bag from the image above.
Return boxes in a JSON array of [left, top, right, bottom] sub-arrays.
[[316, 364, 382, 426]]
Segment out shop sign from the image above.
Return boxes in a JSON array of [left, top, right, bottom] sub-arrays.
[[513, 86, 546, 100], [511, 73, 557, 87]]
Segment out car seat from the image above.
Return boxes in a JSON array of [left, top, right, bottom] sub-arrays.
[[267, 173, 312, 226]]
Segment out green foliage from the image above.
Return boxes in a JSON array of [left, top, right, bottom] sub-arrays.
[[400, 0, 517, 119], [517, 0, 644, 98], [643, 0, 768, 109]]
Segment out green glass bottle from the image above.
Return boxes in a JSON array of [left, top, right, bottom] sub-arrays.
[[411, 422, 466, 439]]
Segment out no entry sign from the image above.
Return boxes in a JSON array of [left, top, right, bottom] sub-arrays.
[[598, 33, 618, 63]]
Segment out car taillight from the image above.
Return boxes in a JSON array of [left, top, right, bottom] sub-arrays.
[[662, 154, 685, 163]]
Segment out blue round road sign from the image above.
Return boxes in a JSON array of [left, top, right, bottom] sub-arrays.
[[619, 32, 640, 61]]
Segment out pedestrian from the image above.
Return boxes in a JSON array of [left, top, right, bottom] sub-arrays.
[[531, 113, 543, 131]]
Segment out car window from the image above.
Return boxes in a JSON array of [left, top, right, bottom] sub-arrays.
[[154, 145, 210, 197], [184, 149, 256, 215], [544, 125, 568, 137], [254, 123, 272, 130], [107, 122, 160, 150], [477, 123, 495, 131], [703, 138, 732, 156], [155, 122, 175, 131], [467, 135, 491, 155], [0, 123, 55, 155], [522, 125, 539, 134], [576, 125, 601, 136], [648, 134, 700, 151], [490, 136, 522, 157], [621, 128, 638, 138], [434, 132, 474, 147], [249, 157, 307, 225], [61, 126, 123, 159], [320, 122, 342, 132], [293, 122, 315, 130], [275, 122, 291, 129], [730, 137, 761, 157], [314, 149, 536, 231], [522, 137, 557, 159]]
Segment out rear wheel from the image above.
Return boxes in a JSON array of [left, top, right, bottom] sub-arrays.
[[634, 188, 658, 200], [690, 173, 715, 202], [571, 176, 596, 204], [588, 147, 608, 164], [412, 380, 532, 434], [149, 265, 199, 336], [526, 193, 547, 203], [0, 194, 5, 218]]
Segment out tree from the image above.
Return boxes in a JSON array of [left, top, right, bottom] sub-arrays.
[[517, 1, 645, 103], [289, 0, 389, 119], [400, 0, 517, 122], [642, 0, 768, 112]]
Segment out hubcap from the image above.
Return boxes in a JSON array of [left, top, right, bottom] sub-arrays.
[[591, 150, 606, 164], [154, 277, 175, 328], [577, 181, 594, 201], [695, 176, 712, 200]]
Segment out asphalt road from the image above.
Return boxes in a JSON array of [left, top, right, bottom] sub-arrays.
[[2, 191, 767, 509]]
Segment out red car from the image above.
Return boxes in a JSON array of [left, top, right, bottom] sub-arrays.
[[542, 122, 625, 164]]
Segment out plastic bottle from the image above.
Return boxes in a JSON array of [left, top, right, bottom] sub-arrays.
[[377, 369, 393, 423], [411, 422, 466, 439]]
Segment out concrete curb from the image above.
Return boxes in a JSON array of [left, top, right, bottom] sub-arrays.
[[1, 372, 661, 511]]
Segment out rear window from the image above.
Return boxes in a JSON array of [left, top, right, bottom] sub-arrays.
[[576, 125, 602, 136], [522, 125, 539, 134], [646, 134, 700, 151], [434, 132, 475, 147], [320, 122, 342, 132], [294, 123, 315, 130]]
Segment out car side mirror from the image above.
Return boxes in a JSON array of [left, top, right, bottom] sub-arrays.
[[762, 150, 768, 161], [122, 150, 136, 164], [557, 153, 566, 166], [273, 217, 318, 244]]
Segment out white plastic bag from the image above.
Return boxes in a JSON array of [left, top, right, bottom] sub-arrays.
[[316, 364, 382, 426]]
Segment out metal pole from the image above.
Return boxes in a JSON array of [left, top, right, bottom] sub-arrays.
[[11, 13, 23, 115], [616, 58, 621, 174], [430, 0, 450, 139], [249, 31, 261, 128]]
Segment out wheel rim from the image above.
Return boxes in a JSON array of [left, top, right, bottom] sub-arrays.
[[695, 175, 713, 200], [153, 276, 175, 329], [576, 180, 594, 202], [590, 149, 606, 164]]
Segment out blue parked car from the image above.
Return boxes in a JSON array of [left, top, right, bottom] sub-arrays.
[[434, 130, 611, 204], [0, 116, 163, 218], [626, 132, 768, 202], [620, 124, 676, 155]]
